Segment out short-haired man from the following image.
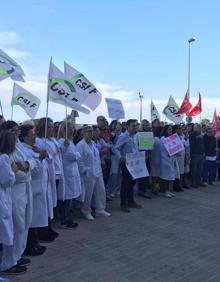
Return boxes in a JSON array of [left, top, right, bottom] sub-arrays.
[[115, 119, 142, 212]]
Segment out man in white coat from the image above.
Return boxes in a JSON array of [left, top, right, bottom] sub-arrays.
[[76, 126, 110, 221]]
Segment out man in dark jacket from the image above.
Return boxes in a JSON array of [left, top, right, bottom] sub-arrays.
[[189, 124, 205, 188], [202, 127, 217, 185]]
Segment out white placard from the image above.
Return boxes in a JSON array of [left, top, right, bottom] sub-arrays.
[[105, 98, 125, 120], [126, 151, 149, 179]]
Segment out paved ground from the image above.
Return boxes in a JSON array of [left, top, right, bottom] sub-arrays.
[[9, 183, 220, 282]]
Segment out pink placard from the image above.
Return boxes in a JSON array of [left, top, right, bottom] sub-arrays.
[[162, 134, 184, 156]]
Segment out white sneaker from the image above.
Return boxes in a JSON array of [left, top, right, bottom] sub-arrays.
[[163, 192, 172, 198], [95, 210, 111, 217], [203, 182, 208, 186], [84, 213, 95, 221], [168, 192, 175, 197]]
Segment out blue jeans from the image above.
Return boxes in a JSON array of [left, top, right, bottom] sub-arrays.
[[202, 160, 216, 184], [190, 154, 204, 185]]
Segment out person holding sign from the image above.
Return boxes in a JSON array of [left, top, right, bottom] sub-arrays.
[[134, 120, 153, 199], [115, 119, 142, 213], [160, 125, 180, 198]]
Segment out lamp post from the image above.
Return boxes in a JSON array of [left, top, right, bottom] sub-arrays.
[[139, 91, 144, 122], [188, 37, 196, 97]]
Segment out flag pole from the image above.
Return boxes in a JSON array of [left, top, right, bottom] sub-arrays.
[[45, 57, 52, 140], [11, 83, 15, 120], [65, 106, 68, 140], [0, 99, 4, 118]]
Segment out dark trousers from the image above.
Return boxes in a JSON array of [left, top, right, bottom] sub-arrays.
[[57, 199, 72, 224], [160, 179, 169, 193], [218, 163, 220, 181], [138, 176, 150, 193], [25, 228, 38, 250], [190, 154, 204, 185], [202, 160, 216, 184], [120, 163, 136, 206]]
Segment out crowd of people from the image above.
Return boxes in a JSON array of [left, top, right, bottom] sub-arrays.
[[0, 113, 220, 276]]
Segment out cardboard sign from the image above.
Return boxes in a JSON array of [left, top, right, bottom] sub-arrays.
[[105, 98, 125, 120], [137, 132, 154, 150], [161, 133, 184, 156], [126, 151, 149, 179]]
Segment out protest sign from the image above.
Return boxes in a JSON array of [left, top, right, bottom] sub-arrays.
[[126, 151, 149, 179], [137, 132, 154, 150], [161, 133, 184, 156], [105, 98, 125, 119]]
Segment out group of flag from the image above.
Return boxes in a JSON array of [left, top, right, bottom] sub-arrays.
[[0, 48, 219, 133], [0, 48, 102, 119]]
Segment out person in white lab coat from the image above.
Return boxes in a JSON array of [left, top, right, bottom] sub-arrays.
[[76, 126, 110, 221], [35, 118, 61, 241], [19, 124, 49, 256], [0, 121, 33, 274], [160, 125, 180, 198], [0, 131, 26, 275], [57, 120, 81, 228]]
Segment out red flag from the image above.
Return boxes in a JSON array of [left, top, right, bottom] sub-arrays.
[[176, 91, 192, 114], [188, 93, 202, 117], [212, 109, 219, 135]]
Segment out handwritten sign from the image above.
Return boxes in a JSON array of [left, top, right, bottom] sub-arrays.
[[126, 151, 149, 179], [137, 132, 154, 150], [105, 98, 125, 120], [161, 133, 184, 156]]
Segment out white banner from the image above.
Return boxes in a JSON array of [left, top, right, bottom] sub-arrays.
[[48, 62, 90, 114], [105, 98, 125, 120], [64, 62, 102, 111], [126, 151, 149, 179], [0, 49, 25, 82], [163, 96, 183, 124], [11, 83, 40, 119]]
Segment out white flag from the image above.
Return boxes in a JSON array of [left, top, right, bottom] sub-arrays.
[[48, 62, 90, 114], [163, 96, 184, 124], [105, 98, 125, 120], [64, 62, 102, 110], [151, 100, 160, 121], [11, 83, 40, 118], [0, 49, 25, 82]]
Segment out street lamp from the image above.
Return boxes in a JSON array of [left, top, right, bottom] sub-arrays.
[[139, 91, 144, 122], [187, 37, 196, 97]]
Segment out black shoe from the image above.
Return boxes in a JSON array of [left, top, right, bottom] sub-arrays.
[[120, 205, 130, 213], [106, 196, 113, 202], [23, 245, 46, 256], [0, 265, 27, 275], [17, 257, 31, 266], [61, 219, 79, 229], [192, 184, 198, 188], [198, 183, 207, 187], [48, 227, 59, 238], [173, 188, 184, 192], [183, 185, 191, 189], [138, 192, 152, 199], [38, 234, 55, 243]]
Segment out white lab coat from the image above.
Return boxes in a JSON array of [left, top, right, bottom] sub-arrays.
[[2, 141, 33, 271], [22, 143, 48, 227], [160, 138, 176, 181], [76, 139, 106, 214], [0, 154, 15, 246], [36, 137, 66, 204], [57, 139, 81, 200]]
